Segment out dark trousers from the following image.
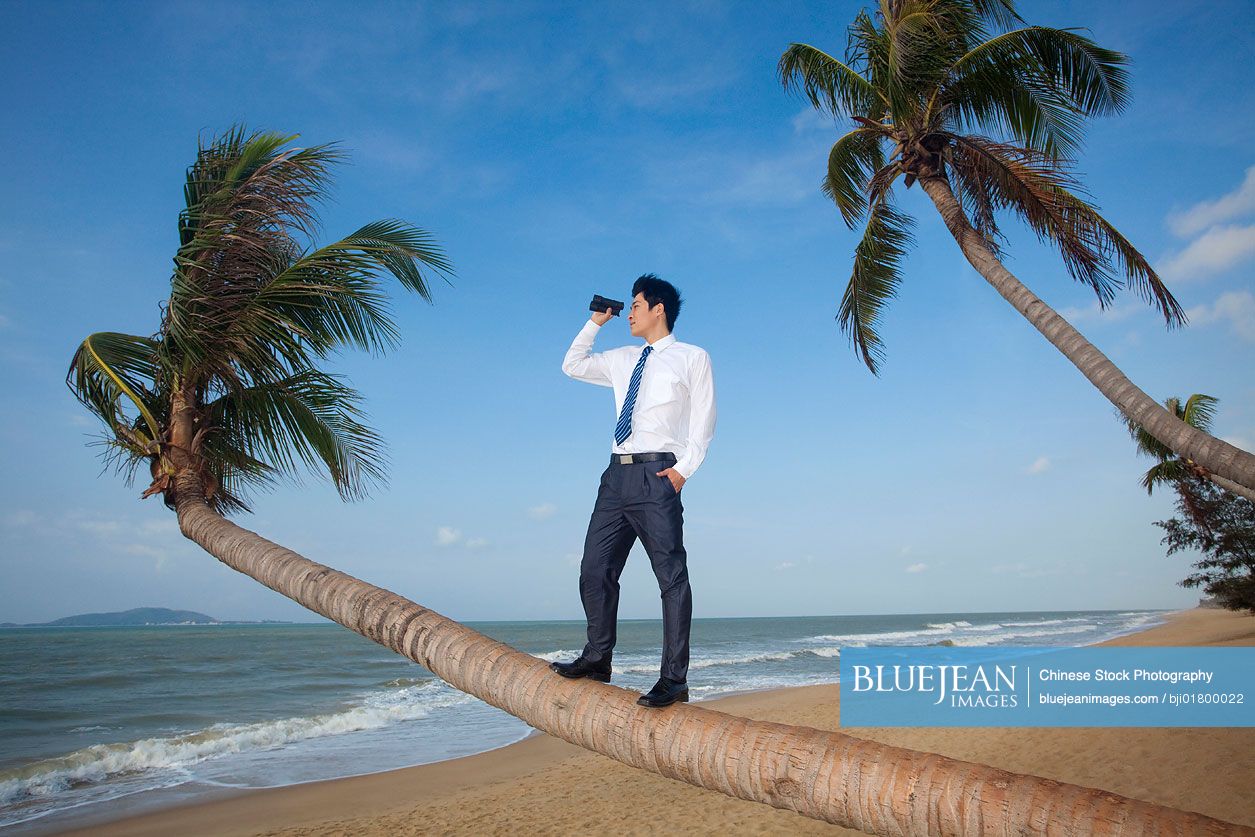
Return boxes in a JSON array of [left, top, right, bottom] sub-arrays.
[[579, 454, 691, 682]]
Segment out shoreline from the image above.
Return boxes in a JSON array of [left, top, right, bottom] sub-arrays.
[[41, 607, 1255, 835]]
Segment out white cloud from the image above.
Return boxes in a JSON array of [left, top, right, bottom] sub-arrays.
[[905, 562, 928, 573], [139, 520, 180, 536], [1158, 224, 1255, 282], [791, 107, 833, 134], [1059, 300, 1142, 325], [1168, 166, 1255, 237], [435, 527, 490, 549], [528, 502, 558, 521], [351, 130, 431, 174], [435, 526, 462, 546], [991, 561, 1064, 578], [73, 518, 122, 536], [3, 510, 37, 528], [121, 543, 165, 560], [614, 67, 728, 110], [645, 127, 833, 210], [776, 561, 796, 571], [1186, 290, 1255, 341], [700, 146, 825, 207], [1027, 456, 1051, 475]]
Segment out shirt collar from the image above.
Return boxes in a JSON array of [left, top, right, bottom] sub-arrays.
[[645, 333, 677, 353]]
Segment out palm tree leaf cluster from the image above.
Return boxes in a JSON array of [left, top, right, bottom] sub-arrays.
[[779, 0, 1184, 375], [68, 127, 452, 513], [1125, 394, 1219, 494]]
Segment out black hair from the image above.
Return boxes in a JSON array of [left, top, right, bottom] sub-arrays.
[[631, 273, 682, 333]]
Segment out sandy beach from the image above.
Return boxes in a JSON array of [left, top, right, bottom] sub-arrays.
[[57, 608, 1255, 836]]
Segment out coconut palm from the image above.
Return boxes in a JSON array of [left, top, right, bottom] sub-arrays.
[[778, 0, 1255, 493], [69, 127, 454, 514], [1125, 394, 1255, 503], [66, 128, 1244, 835]]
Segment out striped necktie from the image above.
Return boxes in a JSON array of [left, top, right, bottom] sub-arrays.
[[614, 345, 652, 445]]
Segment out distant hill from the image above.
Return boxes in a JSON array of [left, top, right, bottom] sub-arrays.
[[2, 607, 220, 627]]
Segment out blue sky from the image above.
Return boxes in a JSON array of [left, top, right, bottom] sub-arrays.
[[1, 0, 1252, 624]]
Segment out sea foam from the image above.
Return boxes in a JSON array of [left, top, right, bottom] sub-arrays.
[[0, 679, 472, 811]]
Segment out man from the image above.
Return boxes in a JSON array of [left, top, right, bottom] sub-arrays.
[[551, 274, 716, 708]]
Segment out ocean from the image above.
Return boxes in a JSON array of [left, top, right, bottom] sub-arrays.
[[0, 609, 1167, 833]]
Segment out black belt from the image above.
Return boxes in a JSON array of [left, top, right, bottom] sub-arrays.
[[610, 452, 677, 465]]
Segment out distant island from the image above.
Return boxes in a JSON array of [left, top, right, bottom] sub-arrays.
[[0, 607, 290, 627]]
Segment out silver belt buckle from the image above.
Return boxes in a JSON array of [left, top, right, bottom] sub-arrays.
[[618, 454, 633, 464]]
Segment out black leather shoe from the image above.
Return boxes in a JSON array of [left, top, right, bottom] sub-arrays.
[[637, 676, 689, 707], [550, 656, 612, 682]]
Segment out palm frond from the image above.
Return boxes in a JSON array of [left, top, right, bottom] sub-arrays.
[[215, 220, 453, 379], [179, 128, 343, 246], [1026, 27, 1129, 116], [197, 440, 279, 514], [848, 7, 927, 127], [941, 28, 1121, 158], [946, 143, 1005, 253], [944, 69, 1084, 159], [169, 130, 348, 370], [1051, 188, 1186, 326], [168, 136, 454, 388], [335, 219, 454, 297], [887, 0, 979, 99], [66, 332, 164, 451], [866, 161, 904, 214], [779, 43, 880, 119], [1124, 393, 1219, 494], [1181, 394, 1218, 431], [968, 0, 1021, 30], [945, 133, 1184, 324], [1124, 406, 1175, 462], [944, 26, 1129, 124], [945, 134, 1109, 296], [70, 126, 452, 514], [838, 198, 915, 374], [205, 368, 386, 504], [1142, 459, 1188, 495], [822, 128, 889, 228]]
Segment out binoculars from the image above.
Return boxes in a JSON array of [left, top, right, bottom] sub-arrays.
[[589, 294, 625, 316]]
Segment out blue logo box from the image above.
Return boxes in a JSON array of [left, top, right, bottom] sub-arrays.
[[839, 647, 1254, 727]]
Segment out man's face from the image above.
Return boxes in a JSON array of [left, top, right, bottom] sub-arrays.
[[628, 293, 666, 337]]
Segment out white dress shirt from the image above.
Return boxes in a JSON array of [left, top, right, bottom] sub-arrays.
[[562, 320, 716, 480]]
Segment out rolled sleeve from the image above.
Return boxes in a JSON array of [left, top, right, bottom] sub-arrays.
[[561, 320, 613, 387], [673, 350, 716, 479]]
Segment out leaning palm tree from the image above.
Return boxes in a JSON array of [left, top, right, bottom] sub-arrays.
[[1124, 394, 1255, 503], [779, 0, 1255, 494], [66, 128, 1244, 836]]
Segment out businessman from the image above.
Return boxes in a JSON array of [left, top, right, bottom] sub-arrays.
[[551, 274, 716, 708]]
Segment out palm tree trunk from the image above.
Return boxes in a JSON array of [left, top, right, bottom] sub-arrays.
[[173, 476, 1247, 835], [918, 176, 1255, 495], [1208, 475, 1255, 505]]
